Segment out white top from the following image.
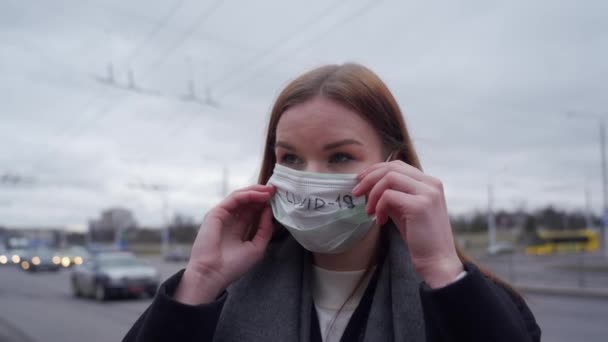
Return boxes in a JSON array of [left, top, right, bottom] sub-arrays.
[[311, 265, 469, 342], [311, 265, 374, 342]]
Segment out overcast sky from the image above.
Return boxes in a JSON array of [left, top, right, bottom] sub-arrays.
[[1, 0, 607, 230]]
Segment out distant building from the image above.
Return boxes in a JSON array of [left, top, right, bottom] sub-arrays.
[[0, 227, 62, 248], [89, 207, 138, 243]]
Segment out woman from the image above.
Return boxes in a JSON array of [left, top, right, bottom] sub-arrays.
[[124, 64, 541, 342]]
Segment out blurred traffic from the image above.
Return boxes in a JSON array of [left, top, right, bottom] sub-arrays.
[[0, 233, 164, 303], [2, 0, 608, 341], [71, 251, 159, 301]]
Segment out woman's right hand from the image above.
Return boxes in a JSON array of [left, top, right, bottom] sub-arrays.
[[174, 184, 275, 305]]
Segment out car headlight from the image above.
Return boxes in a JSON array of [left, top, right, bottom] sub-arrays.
[[52, 256, 61, 265], [0, 255, 7, 264], [61, 257, 71, 267], [74, 256, 83, 265], [21, 261, 30, 270], [12, 255, 20, 264], [32, 256, 41, 265]]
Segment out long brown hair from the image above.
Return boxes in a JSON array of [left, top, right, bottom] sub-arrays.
[[257, 63, 518, 295]]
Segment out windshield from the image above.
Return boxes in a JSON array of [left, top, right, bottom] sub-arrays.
[[65, 247, 89, 255], [97, 256, 143, 268], [31, 249, 56, 257]]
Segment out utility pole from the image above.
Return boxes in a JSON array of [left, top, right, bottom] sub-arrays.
[[179, 58, 219, 108], [585, 178, 593, 229], [487, 166, 509, 250], [600, 120, 608, 257], [487, 183, 497, 248], [221, 165, 229, 197], [568, 112, 608, 257], [201, 156, 231, 197]]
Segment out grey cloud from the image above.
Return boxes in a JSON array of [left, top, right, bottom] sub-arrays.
[[1, 0, 606, 228]]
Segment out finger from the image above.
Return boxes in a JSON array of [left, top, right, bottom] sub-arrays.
[[357, 160, 427, 183], [353, 163, 425, 197], [374, 189, 420, 226], [365, 171, 426, 215], [238, 201, 267, 224], [219, 190, 273, 213], [250, 205, 274, 248]]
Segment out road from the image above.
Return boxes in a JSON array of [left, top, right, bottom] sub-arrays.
[[0, 258, 183, 342], [477, 253, 608, 288], [1, 258, 607, 342]]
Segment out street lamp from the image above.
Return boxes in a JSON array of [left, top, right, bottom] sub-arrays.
[[567, 112, 608, 258], [487, 166, 510, 249], [201, 155, 231, 197]]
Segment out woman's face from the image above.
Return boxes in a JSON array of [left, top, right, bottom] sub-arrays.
[[275, 96, 385, 174]]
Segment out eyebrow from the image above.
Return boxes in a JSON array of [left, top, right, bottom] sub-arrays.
[[274, 139, 363, 151], [323, 139, 363, 150], [274, 141, 296, 150]]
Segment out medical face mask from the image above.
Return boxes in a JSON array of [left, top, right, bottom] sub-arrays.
[[267, 164, 375, 254]]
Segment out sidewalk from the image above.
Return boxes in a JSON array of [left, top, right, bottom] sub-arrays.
[[476, 253, 608, 298], [517, 283, 608, 298]]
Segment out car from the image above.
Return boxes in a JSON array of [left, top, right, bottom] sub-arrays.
[[19, 248, 62, 272], [0, 245, 8, 265], [163, 247, 190, 262], [487, 242, 515, 255], [70, 252, 160, 301], [5, 248, 28, 266], [59, 246, 90, 268]]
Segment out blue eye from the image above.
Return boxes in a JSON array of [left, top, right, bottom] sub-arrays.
[[329, 152, 354, 163], [280, 153, 302, 165]]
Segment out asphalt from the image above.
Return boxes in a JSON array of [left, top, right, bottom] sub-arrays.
[[0, 256, 607, 342], [476, 253, 608, 296], [0, 258, 182, 342]]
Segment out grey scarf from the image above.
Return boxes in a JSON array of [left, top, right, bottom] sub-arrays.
[[213, 225, 426, 341]]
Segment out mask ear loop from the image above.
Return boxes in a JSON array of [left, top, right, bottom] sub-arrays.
[[368, 151, 398, 225], [363, 152, 396, 224]]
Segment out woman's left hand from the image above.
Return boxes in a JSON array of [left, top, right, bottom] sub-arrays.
[[352, 160, 464, 288]]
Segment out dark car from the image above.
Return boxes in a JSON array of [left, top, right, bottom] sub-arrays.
[[3, 248, 27, 266], [0, 245, 9, 265], [70, 252, 160, 301], [20, 248, 61, 272], [59, 246, 90, 268]]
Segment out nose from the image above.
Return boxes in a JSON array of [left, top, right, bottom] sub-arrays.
[[304, 161, 329, 173]]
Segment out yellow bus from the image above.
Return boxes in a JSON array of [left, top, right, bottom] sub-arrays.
[[526, 229, 600, 255]]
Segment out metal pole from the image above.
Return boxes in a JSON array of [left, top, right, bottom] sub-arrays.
[[487, 183, 497, 248], [600, 120, 608, 257], [161, 193, 169, 256], [585, 179, 593, 229], [221, 165, 229, 197]]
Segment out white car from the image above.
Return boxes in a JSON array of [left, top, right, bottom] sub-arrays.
[[487, 242, 515, 255], [70, 252, 160, 301]]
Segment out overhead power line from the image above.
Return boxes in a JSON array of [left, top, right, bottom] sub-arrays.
[[208, 0, 347, 91], [55, 0, 192, 140], [60, 0, 225, 139], [216, 0, 384, 98]]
